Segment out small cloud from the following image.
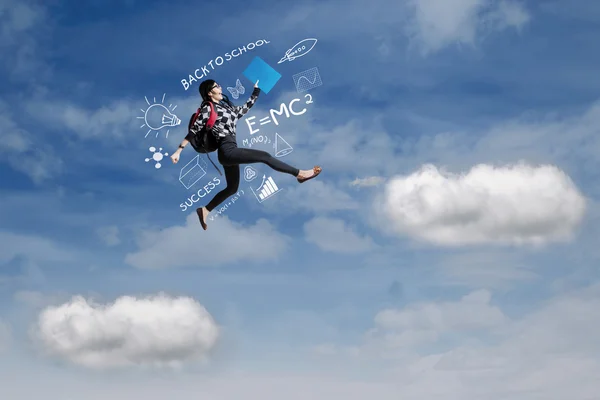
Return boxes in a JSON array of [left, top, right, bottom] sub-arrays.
[[32, 293, 220, 369]]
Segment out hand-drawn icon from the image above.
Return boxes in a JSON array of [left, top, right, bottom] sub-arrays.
[[273, 133, 293, 157], [243, 56, 282, 94], [227, 78, 245, 100], [251, 175, 282, 203], [244, 166, 258, 182], [293, 67, 322, 93], [138, 93, 181, 139], [145, 146, 169, 169], [179, 155, 207, 189], [278, 38, 318, 64]]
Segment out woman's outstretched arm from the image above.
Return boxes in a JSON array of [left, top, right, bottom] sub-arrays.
[[234, 80, 261, 118]]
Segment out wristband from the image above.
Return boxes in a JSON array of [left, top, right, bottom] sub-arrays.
[[178, 144, 185, 149]]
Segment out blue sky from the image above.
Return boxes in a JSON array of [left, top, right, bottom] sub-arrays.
[[2, 0, 600, 398]]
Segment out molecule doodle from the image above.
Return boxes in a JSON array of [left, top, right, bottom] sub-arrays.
[[145, 146, 169, 169]]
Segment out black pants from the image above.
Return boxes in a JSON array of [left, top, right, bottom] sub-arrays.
[[205, 135, 300, 211]]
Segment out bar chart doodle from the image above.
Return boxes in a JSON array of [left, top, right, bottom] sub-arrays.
[[251, 175, 282, 203]]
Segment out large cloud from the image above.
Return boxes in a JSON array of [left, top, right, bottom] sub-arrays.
[[33, 293, 219, 369], [374, 162, 587, 246]]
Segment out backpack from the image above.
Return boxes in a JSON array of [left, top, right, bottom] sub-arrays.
[[185, 101, 222, 175], [186, 101, 218, 153]]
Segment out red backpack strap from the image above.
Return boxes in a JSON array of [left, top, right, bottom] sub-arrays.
[[206, 102, 217, 129], [188, 107, 202, 132]]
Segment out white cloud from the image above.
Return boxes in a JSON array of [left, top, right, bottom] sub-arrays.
[[374, 162, 587, 246], [404, 0, 530, 54], [303, 217, 377, 254], [96, 225, 120, 246], [124, 213, 290, 269], [33, 293, 219, 369]]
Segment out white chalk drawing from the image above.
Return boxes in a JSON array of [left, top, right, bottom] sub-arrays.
[[244, 166, 258, 182], [145, 146, 169, 169], [273, 133, 293, 157], [293, 67, 322, 93], [251, 175, 282, 203], [242, 134, 272, 149], [179, 155, 207, 189], [138, 93, 181, 138], [227, 78, 245, 99], [245, 94, 314, 135], [278, 38, 318, 64]]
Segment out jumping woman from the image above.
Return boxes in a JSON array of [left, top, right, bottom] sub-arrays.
[[170, 79, 322, 230]]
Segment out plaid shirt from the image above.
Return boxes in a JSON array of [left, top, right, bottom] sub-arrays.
[[191, 87, 260, 139]]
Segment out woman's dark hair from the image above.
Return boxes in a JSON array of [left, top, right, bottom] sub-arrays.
[[199, 79, 234, 108]]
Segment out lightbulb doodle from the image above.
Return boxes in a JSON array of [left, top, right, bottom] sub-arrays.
[[145, 147, 169, 169], [138, 93, 181, 138]]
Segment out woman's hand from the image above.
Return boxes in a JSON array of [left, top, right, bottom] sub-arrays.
[[254, 80, 259, 88], [171, 150, 180, 164]]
